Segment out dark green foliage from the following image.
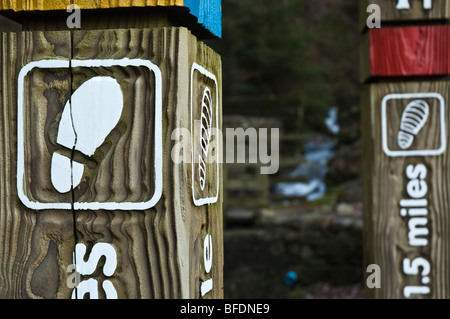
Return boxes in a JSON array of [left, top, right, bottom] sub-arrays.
[[209, 0, 360, 134]]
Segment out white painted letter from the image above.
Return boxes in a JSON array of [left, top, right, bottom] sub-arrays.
[[423, 0, 432, 9], [397, 0, 411, 9], [404, 286, 430, 297], [204, 234, 213, 274], [201, 234, 213, 297], [397, 0, 432, 10], [403, 257, 430, 277], [71, 242, 118, 299], [408, 218, 429, 246], [75, 242, 117, 276], [72, 278, 98, 299]]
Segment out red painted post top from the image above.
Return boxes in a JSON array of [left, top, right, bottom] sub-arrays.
[[369, 25, 450, 77]]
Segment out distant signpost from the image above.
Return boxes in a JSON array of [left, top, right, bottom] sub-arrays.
[[361, 0, 449, 298]]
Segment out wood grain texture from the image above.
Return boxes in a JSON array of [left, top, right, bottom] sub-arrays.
[[0, 0, 182, 11], [360, 0, 450, 30], [71, 27, 223, 298], [362, 81, 450, 298], [5, 8, 182, 33], [0, 0, 70, 11], [187, 28, 223, 298], [0, 0, 222, 38], [360, 26, 450, 81], [71, 27, 177, 299], [0, 31, 75, 299], [73, 0, 184, 9], [0, 27, 222, 299]]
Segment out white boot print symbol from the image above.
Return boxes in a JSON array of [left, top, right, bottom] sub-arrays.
[[51, 76, 124, 193], [397, 100, 430, 150]]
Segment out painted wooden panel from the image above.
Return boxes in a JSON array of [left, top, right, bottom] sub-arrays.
[[185, 31, 223, 298], [362, 81, 450, 298], [0, 0, 70, 11], [0, 0, 181, 10], [361, 25, 450, 81], [0, 27, 222, 299], [0, 0, 222, 37], [361, 0, 450, 300], [70, 28, 169, 299], [184, 0, 221, 39], [74, 0, 184, 9]]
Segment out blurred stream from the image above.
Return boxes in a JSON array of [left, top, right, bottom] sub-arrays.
[[274, 107, 339, 201]]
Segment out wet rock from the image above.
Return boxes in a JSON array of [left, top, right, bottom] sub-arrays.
[[336, 202, 355, 215]]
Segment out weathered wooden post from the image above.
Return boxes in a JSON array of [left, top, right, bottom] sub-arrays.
[[0, 1, 222, 299], [361, 0, 449, 298]]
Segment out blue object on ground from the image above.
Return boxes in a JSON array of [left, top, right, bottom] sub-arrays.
[[285, 271, 299, 286]]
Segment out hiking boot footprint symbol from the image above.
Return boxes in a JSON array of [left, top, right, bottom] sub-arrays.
[[397, 100, 429, 150], [51, 76, 124, 193]]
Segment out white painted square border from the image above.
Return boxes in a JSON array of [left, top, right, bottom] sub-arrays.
[[190, 62, 220, 206], [381, 92, 446, 157], [17, 58, 163, 210]]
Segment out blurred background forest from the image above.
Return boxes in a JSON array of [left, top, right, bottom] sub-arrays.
[[208, 0, 364, 298]]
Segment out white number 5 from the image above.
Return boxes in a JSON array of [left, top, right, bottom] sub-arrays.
[[403, 257, 430, 277]]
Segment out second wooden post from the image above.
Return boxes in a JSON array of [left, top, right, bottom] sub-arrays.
[[361, 0, 449, 298]]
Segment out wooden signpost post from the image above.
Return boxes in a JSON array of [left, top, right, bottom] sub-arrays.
[[361, 0, 449, 298], [0, 1, 222, 299]]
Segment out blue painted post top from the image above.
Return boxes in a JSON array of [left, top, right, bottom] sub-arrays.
[[0, 0, 222, 38], [185, 0, 222, 38]]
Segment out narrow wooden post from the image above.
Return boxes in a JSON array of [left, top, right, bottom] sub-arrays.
[[361, 0, 449, 298], [0, 1, 222, 299]]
